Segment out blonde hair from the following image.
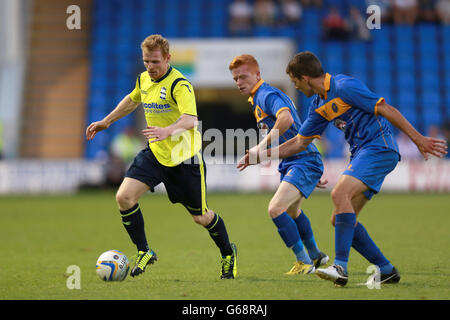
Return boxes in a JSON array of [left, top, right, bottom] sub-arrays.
[[229, 54, 260, 72], [141, 34, 170, 58]]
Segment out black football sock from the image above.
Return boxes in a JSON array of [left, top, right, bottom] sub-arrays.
[[120, 203, 149, 252], [205, 213, 233, 257]]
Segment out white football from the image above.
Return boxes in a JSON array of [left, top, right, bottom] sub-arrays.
[[96, 250, 130, 281]]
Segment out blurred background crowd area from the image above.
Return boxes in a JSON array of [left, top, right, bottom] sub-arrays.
[[1, 0, 449, 171]]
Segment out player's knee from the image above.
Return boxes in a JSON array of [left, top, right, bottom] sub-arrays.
[[115, 191, 136, 210], [192, 210, 214, 227], [268, 202, 284, 219], [331, 187, 347, 204]]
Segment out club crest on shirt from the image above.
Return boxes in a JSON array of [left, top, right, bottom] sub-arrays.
[[334, 118, 347, 132], [160, 87, 167, 100]]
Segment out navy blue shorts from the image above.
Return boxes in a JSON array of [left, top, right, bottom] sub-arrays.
[[125, 147, 209, 215]]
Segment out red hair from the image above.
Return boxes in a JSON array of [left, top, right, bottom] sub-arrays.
[[229, 54, 260, 72]]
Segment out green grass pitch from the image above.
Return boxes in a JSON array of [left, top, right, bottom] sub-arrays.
[[0, 191, 449, 300]]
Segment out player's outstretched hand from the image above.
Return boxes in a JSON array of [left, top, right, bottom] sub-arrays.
[[416, 136, 448, 160], [316, 178, 328, 189], [237, 149, 260, 171], [86, 120, 109, 140]]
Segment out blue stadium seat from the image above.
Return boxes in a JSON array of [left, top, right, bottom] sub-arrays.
[[373, 71, 392, 88], [418, 24, 437, 41], [395, 53, 415, 71], [394, 24, 414, 42], [372, 53, 392, 72], [371, 24, 391, 43], [346, 0, 367, 11], [349, 56, 367, 74], [324, 42, 344, 73], [254, 26, 272, 37], [420, 71, 439, 90], [444, 56, 450, 75], [276, 25, 296, 38], [419, 56, 439, 73], [423, 111, 443, 127], [396, 70, 416, 90], [298, 39, 319, 55], [401, 109, 419, 127], [395, 38, 414, 53], [446, 92, 450, 114], [445, 73, 450, 91], [397, 90, 416, 113], [420, 90, 441, 116]]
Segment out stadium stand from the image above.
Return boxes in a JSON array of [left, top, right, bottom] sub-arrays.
[[86, 0, 449, 159]]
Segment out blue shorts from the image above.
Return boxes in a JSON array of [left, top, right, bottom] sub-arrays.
[[279, 154, 324, 199], [343, 146, 400, 200]]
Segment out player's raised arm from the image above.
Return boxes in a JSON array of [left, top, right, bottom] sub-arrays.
[[86, 95, 139, 140], [375, 101, 448, 160]]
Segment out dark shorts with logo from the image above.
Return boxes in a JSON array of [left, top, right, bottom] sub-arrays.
[[125, 146, 208, 215]]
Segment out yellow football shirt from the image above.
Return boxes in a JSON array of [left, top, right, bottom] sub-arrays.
[[129, 66, 202, 167]]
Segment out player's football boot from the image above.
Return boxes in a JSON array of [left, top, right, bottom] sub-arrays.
[[285, 261, 315, 275], [220, 243, 237, 279], [368, 266, 401, 285], [313, 251, 330, 269], [130, 249, 157, 277], [316, 264, 348, 287]]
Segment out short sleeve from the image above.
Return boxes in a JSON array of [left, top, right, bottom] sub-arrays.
[[129, 76, 142, 103], [337, 77, 383, 114], [265, 93, 291, 118], [173, 80, 197, 116], [298, 100, 329, 139]]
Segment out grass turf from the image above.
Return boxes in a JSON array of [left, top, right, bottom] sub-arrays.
[[0, 191, 449, 300]]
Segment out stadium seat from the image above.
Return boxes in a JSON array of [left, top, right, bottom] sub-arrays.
[[373, 71, 392, 89], [419, 56, 439, 73], [445, 92, 450, 114], [418, 24, 437, 41], [420, 71, 439, 91], [420, 91, 442, 123], [395, 53, 415, 71], [397, 90, 416, 113], [401, 109, 419, 128], [254, 26, 272, 37], [396, 70, 416, 90], [394, 24, 414, 42], [371, 24, 391, 43], [423, 110, 443, 127]]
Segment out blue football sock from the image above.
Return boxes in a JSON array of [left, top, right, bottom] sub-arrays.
[[334, 213, 356, 273], [292, 240, 312, 264], [352, 222, 393, 274], [294, 211, 320, 260], [272, 212, 313, 264]]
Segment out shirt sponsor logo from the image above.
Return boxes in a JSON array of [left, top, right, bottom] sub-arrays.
[[143, 102, 172, 114]]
